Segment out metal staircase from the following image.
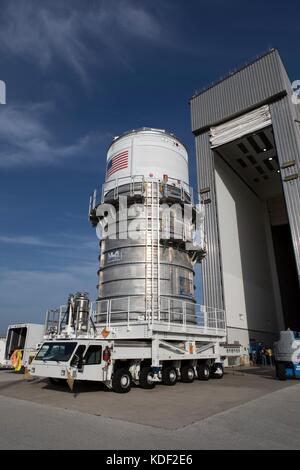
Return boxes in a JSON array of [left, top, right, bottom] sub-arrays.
[[145, 181, 161, 322]]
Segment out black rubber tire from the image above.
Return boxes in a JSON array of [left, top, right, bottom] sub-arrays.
[[139, 366, 156, 389], [180, 365, 195, 383], [276, 362, 287, 381], [48, 377, 67, 386], [211, 364, 224, 379], [162, 366, 177, 386], [112, 368, 132, 393], [197, 363, 210, 381]]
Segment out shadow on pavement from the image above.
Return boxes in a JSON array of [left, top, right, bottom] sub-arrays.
[[229, 366, 276, 380], [42, 379, 110, 397]]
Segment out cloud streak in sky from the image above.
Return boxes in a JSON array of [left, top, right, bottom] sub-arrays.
[[0, 262, 97, 329], [0, 233, 97, 250], [0, 0, 162, 83], [0, 235, 61, 248], [0, 102, 108, 168]]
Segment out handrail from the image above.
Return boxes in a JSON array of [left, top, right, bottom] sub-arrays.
[[89, 175, 204, 212], [44, 295, 226, 338], [93, 295, 226, 334]]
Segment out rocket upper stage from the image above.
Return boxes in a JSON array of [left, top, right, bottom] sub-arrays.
[[105, 127, 189, 187]]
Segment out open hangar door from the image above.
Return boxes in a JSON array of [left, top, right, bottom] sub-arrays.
[[210, 105, 300, 342]]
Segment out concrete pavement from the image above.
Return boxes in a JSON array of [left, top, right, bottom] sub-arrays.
[[0, 368, 299, 449], [0, 367, 294, 429]]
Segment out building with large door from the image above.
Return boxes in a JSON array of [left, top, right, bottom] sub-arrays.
[[190, 49, 300, 349]]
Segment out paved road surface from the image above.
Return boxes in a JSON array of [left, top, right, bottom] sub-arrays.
[[0, 368, 299, 449]]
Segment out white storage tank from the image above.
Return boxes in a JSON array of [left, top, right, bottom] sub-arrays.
[[90, 128, 205, 324]]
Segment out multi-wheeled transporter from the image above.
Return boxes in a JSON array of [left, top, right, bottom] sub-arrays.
[[29, 128, 240, 392]]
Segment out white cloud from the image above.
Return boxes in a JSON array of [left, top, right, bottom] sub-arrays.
[[0, 235, 59, 247], [118, 3, 161, 40], [0, 1, 162, 82], [0, 233, 100, 330], [0, 233, 98, 250], [0, 102, 108, 168], [0, 263, 97, 330]]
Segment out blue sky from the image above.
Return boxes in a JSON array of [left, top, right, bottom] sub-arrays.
[[0, 0, 299, 331]]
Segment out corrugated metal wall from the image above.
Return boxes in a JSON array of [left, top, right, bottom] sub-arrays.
[[195, 132, 224, 310], [270, 97, 300, 279], [191, 49, 287, 133], [191, 49, 300, 314]]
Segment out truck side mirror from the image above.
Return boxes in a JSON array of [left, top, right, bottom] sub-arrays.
[[78, 357, 86, 370]]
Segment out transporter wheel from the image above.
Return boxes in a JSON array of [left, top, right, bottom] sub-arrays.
[[162, 366, 177, 386], [197, 363, 210, 381], [48, 377, 67, 386], [180, 365, 195, 383], [211, 364, 224, 379], [112, 368, 132, 393], [276, 362, 287, 381], [139, 367, 156, 390]]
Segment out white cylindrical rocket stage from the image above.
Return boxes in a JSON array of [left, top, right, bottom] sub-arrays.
[[90, 128, 205, 324]]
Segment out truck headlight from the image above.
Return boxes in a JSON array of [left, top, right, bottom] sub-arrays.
[[31, 367, 35, 373], [61, 370, 66, 376]]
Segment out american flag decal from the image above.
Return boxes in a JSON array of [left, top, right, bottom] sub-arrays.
[[106, 150, 129, 177]]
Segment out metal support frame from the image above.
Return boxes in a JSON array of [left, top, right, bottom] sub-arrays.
[[158, 340, 186, 355], [151, 335, 160, 368]]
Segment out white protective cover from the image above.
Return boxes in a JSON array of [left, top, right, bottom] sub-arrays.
[[210, 105, 272, 148], [105, 129, 189, 186]]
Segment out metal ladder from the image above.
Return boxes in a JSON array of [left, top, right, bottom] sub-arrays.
[[145, 180, 161, 323]]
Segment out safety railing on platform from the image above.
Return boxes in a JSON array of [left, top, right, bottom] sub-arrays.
[[89, 175, 145, 212], [89, 175, 203, 215], [92, 295, 226, 335], [44, 305, 68, 336], [43, 296, 226, 338]]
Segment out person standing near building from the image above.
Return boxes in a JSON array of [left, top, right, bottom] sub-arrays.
[[252, 349, 257, 365], [266, 346, 274, 366], [256, 345, 262, 365], [261, 346, 267, 366]]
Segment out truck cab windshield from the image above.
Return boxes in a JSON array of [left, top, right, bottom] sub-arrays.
[[35, 342, 77, 362]]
